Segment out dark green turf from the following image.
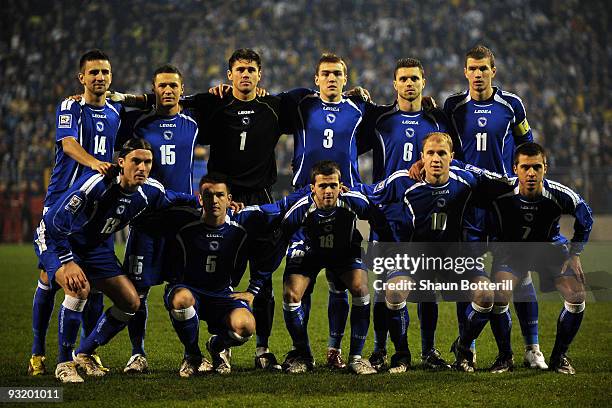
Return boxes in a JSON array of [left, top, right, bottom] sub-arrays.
[[1, 244, 610, 407]]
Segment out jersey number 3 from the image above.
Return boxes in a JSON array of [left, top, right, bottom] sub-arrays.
[[323, 129, 334, 148]]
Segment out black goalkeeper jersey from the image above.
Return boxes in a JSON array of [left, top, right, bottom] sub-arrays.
[[183, 93, 290, 191]]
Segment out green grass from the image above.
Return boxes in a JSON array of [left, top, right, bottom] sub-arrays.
[[1, 244, 611, 407]]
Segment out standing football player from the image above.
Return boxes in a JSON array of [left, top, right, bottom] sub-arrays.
[[29, 49, 121, 376], [444, 45, 544, 371]]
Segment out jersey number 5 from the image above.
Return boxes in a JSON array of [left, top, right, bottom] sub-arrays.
[[160, 145, 176, 165], [205, 255, 217, 273]]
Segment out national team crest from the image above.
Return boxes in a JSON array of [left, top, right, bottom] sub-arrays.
[[326, 113, 336, 124], [59, 114, 72, 128], [163, 130, 173, 140], [116, 204, 125, 215], [209, 241, 219, 251], [242, 116, 250, 126], [437, 198, 446, 207], [478, 117, 487, 127], [405, 128, 415, 138], [524, 213, 534, 222], [96, 121, 104, 132]]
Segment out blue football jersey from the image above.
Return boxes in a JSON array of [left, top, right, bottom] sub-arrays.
[[37, 172, 198, 263], [46, 99, 123, 206], [490, 179, 593, 254], [444, 86, 532, 175], [282, 90, 369, 188], [118, 109, 199, 194], [361, 167, 514, 242]]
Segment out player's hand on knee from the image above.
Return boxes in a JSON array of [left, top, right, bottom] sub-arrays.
[[230, 291, 255, 308], [562, 255, 585, 284], [63, 261, 89, 293], [408, 159, 425, 181]]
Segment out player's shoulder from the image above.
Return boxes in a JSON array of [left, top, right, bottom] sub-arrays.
[[448, 167, 478, 186], [494, 87, 527, 111], [283, 193, 313, 220], [381, 169, 413, 187], [142, 177, 166, 194], [340, 189, 369, 205], [444, 90, 469, 109], [104, 99, 123, 116], [543, 179, 582, 207], [177, 109, 199, 127]]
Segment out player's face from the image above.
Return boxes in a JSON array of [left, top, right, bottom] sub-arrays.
[[311, 173, 341, 209], [153, 73, 183, 108], [199, 182, 231, 219], [79, 59, 112, 97], [464, 57, 496, 94], [228, 59, 261, 94], [394, 67, 425, 103], [421, 139, 453, 179], [514, 154, 547, 196], [315, 62, 347, 101], [119, 149, 153, 190]]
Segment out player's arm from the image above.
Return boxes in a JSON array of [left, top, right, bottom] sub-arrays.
[[62, 137, 112, 175], [146, 180, 200, 211], [510, 97, 533, 145], [106, 91, 149, 109]]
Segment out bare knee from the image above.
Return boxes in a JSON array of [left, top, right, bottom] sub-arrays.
[[170, 288, 195, 310], [228, 309, 256, 337], [39, 270, 49, 285]]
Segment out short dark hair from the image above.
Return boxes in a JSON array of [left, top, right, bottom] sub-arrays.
[[118, 138, 153, 159], [514, 142, 547, 165], [228, 48, 262, 71], [310, 160, 341, 184], [465, 45, 495, 68], [315, 53, 347, 76], [422, 132, 454, 152], [79, 49, 110, 72], [199, 173, 230, 193], [394, 58, 424, 78], [152, 64, 183, 84]]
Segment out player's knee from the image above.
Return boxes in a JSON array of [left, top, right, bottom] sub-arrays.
[[473, 289, 494, 309], [170, 289, 195, 310], [122, 293, 141, 313], [230, 311, 256, 337], [348, 281, 369, 298], [385, 289, 405, 306], [494, 290, 512, 305], [39, 270, 49, 285], [283, 285, 302, 304]]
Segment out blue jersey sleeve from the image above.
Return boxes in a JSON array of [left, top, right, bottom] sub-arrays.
[[145, 179, 199, 211], [509, 95, 533, 146], [454, 165, 515, 205], [357, 170, 412, 206], [55, 100, 81, 142], [545, 180, 593, 254]]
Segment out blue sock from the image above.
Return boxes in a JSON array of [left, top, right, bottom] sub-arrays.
[[32, 280, 58, 355], [459, 302, 491, 349], [57, 295, 87, 363], [418, 302, 438, 355], [456, 302, 476, 350], [490, 305, 513, 356], [80, 290, 104, 343], [169, 306, 201, 357], [327, 288, 349, 349], [76, 307, 132, 355], [127, 290, 149, 356], [349, 295, 370, 357], [514, 279, 539, 346], [552, 301, 585, 357], [387, 301, 409, 353], [372, 300, 388, 353], [283, 301, 310, 353]]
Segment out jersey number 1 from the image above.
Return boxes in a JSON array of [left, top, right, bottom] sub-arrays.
[[94, 135, 106, 155], [160, 145, 175, 165], [475, 132, 487, 151]]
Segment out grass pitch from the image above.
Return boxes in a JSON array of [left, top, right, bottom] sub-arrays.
[[0, 243, 611, 407]]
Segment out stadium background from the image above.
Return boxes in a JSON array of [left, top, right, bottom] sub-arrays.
[[0, 1, 610, 406]]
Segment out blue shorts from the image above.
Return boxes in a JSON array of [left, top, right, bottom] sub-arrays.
[[34, 230, 122, 288], [493, 244, 574, 292], [164, 284, 251, 335], [124, 227, 168, 289], [283, 241, 366, 283]]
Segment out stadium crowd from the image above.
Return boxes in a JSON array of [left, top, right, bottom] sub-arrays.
[[0, 0, 609, 242]]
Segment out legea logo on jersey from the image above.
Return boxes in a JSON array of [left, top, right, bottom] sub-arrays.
[[209, 241, 219, 251], [241, 116, 250, 126], [96, 121, 104, 132], [163, 130, 173, 140], [326, 113, 336, 124], [405, 128, 415, 138], [58, 114, 72, 128], [478, 117, 487, 127]]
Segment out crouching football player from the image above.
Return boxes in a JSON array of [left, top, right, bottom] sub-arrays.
[[484, 142, 593, 374]]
